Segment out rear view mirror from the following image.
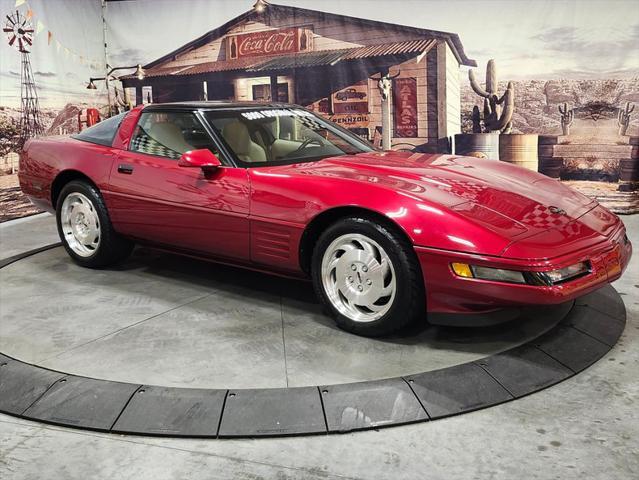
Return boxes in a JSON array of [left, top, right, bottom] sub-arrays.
[[178, 149, 222, 170]]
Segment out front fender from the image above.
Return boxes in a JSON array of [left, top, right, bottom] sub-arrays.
[[250, 170, 515, 257]]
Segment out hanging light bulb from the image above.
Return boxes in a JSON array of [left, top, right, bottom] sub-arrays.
[[86, 79, 97, 90], [135, 64, 145, 80]]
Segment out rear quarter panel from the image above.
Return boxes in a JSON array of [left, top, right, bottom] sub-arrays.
[[19, 136, 119, 211]]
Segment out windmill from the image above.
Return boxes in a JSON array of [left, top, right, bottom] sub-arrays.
[[4, 9, 43, 145]]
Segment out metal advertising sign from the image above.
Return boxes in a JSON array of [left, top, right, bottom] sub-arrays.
[[333, 102, 368, 114], [227, 28, 312, 59], [333, 81, 369, 115], [328, 114, 370, 129], [393, 77, 418, 137]]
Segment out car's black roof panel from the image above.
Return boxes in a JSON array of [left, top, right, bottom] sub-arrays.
[[143, 101, 297, 111]]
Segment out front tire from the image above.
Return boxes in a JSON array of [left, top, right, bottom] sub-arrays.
[[56, 180, 133, 268], [311, 217, 425, 336]]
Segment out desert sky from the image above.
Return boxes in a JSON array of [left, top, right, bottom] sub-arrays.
[[1, 0, 637, 108]]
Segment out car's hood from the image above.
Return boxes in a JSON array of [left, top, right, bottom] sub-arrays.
[[280, 151, 596, 236]]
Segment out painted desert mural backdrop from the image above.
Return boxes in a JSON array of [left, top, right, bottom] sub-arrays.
[[1, 0, 638, 221]]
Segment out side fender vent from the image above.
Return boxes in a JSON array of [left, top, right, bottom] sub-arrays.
[[254, 226, 291, 261]]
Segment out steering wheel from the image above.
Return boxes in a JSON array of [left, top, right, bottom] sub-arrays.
[[290, 137, 324, 155]]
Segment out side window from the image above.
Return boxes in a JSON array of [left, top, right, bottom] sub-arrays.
[[73, 112, 126, 147], [130, 111, 216, 160]]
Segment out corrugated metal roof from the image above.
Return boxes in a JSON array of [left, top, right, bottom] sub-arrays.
[[136, 66, 190, 78], [247, 50, 346, 71], [129, 39, 437, 79], [341, 39, 436, 60], [248, 39, 437, 72], [184, 57, 264, 75], [137, 57, 261, 79]]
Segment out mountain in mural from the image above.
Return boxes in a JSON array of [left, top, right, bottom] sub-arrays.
[[46, 104, 82, 136]]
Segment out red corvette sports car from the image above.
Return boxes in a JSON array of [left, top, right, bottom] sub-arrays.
[[19, 102, 631, 336]]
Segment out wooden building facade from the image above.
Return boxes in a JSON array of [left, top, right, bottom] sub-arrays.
[[121, 1, 475, 152]]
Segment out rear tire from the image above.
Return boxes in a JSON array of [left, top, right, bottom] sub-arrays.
[[311, 217, 425, 337], [56, 180, 133, 268]]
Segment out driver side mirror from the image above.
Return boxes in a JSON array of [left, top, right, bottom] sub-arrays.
[[178, 149, 222, 170]]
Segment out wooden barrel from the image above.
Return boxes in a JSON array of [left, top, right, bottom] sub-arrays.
[[537, 135, 561, 178], [537, 145, 555, 158], [620, 138, 638, 181], [538, 157, 563, 178], [499, 134, 539, 171], [538, 135, 560, 146], [537, 135, 559, 158], [620, 158, 638, 181], [454, 133, 500, 160], [618, 137, 638, 191]]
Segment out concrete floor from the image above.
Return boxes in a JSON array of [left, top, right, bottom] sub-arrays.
[[0, 241, 562, 389], [1, 213, 638, 479], [0, 213, 59, 258]]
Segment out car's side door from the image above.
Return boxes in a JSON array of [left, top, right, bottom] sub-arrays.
[[107, 109, 250, 262]]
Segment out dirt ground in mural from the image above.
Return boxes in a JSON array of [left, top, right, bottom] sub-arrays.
[[0, 174, 42, 223], [566, 180, 639, 215]]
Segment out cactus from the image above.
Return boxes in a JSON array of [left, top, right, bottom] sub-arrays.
[[471, 105, 482, 133], [468, 59, 514, 133], [558, 102, 574, 136], [618, 102, 634, 136]]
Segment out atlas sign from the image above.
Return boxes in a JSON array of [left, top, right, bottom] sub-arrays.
[[393, 77, 418, 137], [227, 28, 312, 59]]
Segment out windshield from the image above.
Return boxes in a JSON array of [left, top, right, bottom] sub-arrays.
[[203, 107, 375, 166]]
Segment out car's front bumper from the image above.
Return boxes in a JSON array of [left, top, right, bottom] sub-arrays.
[[416, 224, 631, 315]]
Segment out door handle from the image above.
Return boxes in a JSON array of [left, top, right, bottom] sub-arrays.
[[117, 164, 134, 175]]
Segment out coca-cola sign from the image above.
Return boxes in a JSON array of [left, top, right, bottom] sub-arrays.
[[228, 28, 310, 59]]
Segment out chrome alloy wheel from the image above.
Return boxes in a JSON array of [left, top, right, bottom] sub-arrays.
[[60, 192, 101, 257], [321, 233, 396, 323]]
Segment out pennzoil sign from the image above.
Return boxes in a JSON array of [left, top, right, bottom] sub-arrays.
[[227, 27, 313, 59]]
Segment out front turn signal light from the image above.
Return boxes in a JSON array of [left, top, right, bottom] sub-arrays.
[[451, 262, 473, 278]]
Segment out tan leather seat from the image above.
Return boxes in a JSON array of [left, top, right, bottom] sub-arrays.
[[222, 120, 267, 162], [148, 122, 194, 154]]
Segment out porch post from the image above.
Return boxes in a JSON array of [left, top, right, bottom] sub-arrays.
[[135, 85, 143, 106], [378, 71, 393, 151], [270, 74, 278, 102]]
